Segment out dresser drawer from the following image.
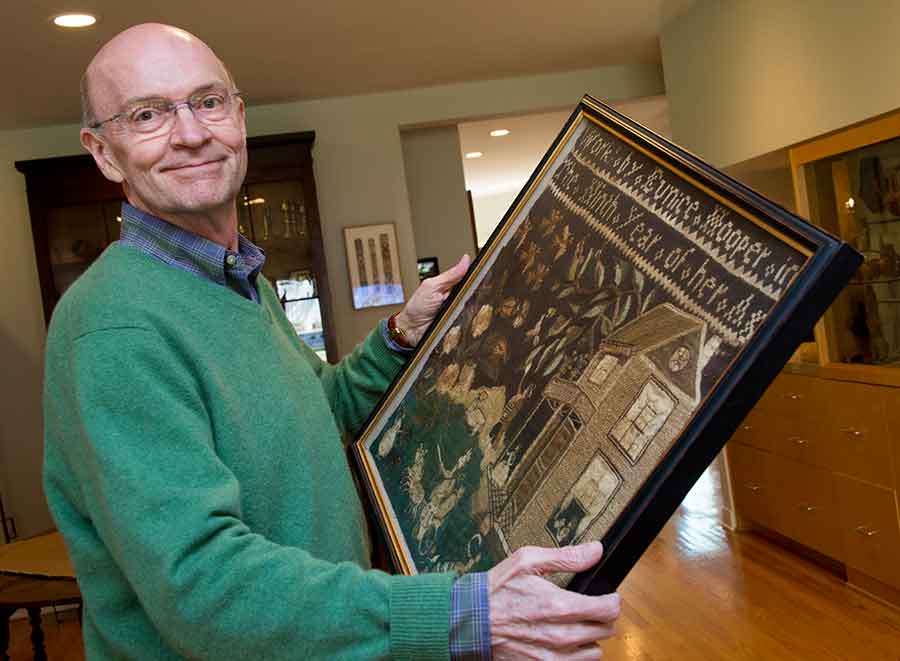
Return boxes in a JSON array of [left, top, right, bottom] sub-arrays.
[[730, 407, 776, 453], [773, 458, 843, 560], [881, 388, 900, 493], [835, 474, 900, 590], [819, 380, 885, 430], [821, 422, 893, 489], [756, 374, 822, 417], [727, 443, 779, 531], [765, 414, 830, 468]]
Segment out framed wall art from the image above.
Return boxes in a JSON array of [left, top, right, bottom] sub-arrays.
[[344, 223, 405, 309], [353, 95, 861, 594]]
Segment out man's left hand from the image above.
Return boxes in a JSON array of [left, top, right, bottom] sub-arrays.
[[393, 254, 471, 347]]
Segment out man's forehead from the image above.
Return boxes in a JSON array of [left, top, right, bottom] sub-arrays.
[[87, 24, 229, 109], [95, 66, 229, 104]]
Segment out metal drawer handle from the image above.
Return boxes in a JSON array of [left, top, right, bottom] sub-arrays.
[[789, 436, 808, 446], [840, 427, 863, 437], [802, 505, 817, 512], [787, 393, 802, 400], [742, 424, 752, 431], [855, 526, 880, 537], [745, 484, 761, 492]]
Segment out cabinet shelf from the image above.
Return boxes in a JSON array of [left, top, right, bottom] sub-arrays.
[[859, 216, 900, 226], [847, 277, 900, 286]]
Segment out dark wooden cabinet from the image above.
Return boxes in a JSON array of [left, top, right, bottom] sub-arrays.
[[15, 131, 337, 362]]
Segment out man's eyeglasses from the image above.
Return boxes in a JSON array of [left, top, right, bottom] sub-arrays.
[[89, 88, 242, 135]]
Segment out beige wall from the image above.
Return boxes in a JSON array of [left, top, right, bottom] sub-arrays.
[[725, 163, 797, 214], [1, 124, 81, 538], [661, 0, 900, 167], [0, 62, 664, 535], [400, 125, 477, 274], [471, 189, 519, 246], [733, 167, 796, 214], [245, 63, 663, 354]]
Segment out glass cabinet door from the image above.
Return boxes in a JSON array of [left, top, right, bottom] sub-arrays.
[[797, 134, 900, 366], [45, 199, 124, 298], [239, 180, 327, 360]]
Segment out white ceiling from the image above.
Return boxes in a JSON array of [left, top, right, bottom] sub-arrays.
[[460, 96, 671, 198], [3, 0, 694, 130]]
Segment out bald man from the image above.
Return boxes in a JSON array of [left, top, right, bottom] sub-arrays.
[[43, 24, 620, 660]]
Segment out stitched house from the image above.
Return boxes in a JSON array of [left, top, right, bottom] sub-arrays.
[[493, 303, 710, 553]]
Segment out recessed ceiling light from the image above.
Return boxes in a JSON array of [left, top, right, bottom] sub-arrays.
[[490, 129, 510, 137], [53, 13, 97, 28], [465, 151, 484, 159]]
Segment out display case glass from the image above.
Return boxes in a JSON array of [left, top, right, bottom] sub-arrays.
[[792, 121, 900, 366], [238, 180, 326, 359]]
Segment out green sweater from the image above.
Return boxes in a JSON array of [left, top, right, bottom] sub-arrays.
[[43, 244, 455, 660]]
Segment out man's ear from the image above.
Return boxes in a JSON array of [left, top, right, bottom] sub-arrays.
[[235, 95, 247, 139], [80, 128, 125, 183]]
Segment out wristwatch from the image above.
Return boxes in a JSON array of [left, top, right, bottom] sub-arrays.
[[387, 314, 414, 349]]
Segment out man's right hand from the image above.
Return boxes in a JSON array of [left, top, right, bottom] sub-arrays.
[[487, 541, 620, 659]]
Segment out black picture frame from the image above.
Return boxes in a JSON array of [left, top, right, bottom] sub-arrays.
[[352, 94, 861, 593]]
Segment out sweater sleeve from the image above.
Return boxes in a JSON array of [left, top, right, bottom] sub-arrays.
[[302, 321, 408, 439], [50, 326, 452, 660]]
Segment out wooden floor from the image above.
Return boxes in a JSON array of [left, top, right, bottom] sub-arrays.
[[601, 466, 900, 660], [8, 466, 900, 659]]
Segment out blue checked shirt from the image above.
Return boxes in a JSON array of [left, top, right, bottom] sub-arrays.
[[117, 202, 492, 660]]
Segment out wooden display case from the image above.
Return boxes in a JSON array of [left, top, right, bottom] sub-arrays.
[[789, 110, 900, 376], [725, 111, 900, 607], [15, 131, 337, 363]]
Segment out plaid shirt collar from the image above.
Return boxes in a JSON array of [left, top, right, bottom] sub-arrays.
[[118, 202, 266, 302]]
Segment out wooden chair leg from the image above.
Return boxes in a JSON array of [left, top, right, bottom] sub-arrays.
[[27, 608, 46, 661], [0, 608, 14, 661]]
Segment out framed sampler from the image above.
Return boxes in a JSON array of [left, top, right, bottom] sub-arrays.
[[353, 95, 862, 594]]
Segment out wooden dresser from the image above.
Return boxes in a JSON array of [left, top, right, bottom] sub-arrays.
[[726, 368, 900, 605], [726, 93, 900, 609]]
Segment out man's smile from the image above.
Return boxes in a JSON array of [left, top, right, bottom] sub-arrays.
[[161, 157, 226, 174]]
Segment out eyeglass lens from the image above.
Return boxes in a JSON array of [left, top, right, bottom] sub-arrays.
[[124, 90, 236, 134]]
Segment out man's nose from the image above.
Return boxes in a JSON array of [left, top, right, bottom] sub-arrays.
[[169, 105, 212, 147]]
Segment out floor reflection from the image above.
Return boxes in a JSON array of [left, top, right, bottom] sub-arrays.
[[681, 460, 721, 515], [674, 459, 730, 558]]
